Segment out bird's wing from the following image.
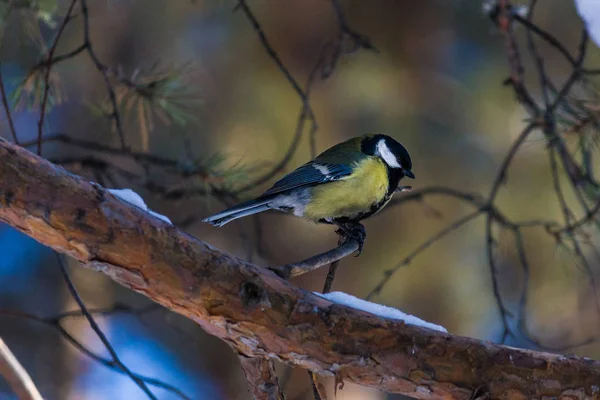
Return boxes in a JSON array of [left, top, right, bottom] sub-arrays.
[[260, 162, 352, 197]]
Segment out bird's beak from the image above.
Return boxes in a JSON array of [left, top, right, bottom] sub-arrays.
[[404, 170, 415, 179]]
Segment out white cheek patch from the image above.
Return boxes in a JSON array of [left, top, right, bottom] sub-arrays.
[[377, 140, 401, 168], [313, 163, 330, 175]]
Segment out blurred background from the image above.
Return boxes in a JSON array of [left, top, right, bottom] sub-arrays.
[[1, 0, 599, 399]]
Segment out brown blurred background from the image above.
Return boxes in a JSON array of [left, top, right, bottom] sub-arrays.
[[1, 0, 599, 399]]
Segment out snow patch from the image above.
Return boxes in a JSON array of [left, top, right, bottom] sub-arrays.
[[108, 188, 172, 224], [576, 0, 600, 47], [314, 291, 447, 333]]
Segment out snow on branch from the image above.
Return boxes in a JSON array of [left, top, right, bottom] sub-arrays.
[[315, 292, 447, 333], [108, 188, 172, 224], [576, 0, 600, 46]]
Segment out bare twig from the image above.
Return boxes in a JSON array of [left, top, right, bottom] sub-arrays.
[[321, 232, 347, 294], [235, 0, 306, 102], [513, 14, 578, 67], [0, 64, 19, 144], [368, 209, 482, 300], [234, 0, 316, 193], [0, 307, 189, 399], [498, 0, 539, 115], [271, 239, 359, 279], [484, 122, 537, 343], [330, 0, 377, 52], [308, 233, 346, 400], [56, 254, 158, 400], [235, 0, 374, 194], [524, 0, 551, 109], [20, 133, 238, 205], [80, 0, 127, 149], [49, 42, 88, 65], [490, 4, 600, 350], [548, 148, 600, 320], [0, 336, 43, 400], [321, 259, 340, 295], [554, 197, 600, 234], [37, 0, 78, 156]]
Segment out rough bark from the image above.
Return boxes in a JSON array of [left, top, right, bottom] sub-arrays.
[[1, 139, 600, 399], [239, 357, 285, 400]]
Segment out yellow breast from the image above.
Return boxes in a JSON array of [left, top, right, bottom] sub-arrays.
[[303, 157, 388, 221]]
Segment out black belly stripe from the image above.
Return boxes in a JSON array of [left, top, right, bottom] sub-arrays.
[[385, 165, 403, 197], [331, 194, 392, 224]]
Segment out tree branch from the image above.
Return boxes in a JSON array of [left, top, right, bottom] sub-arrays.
[[1, 139, 600, 399]]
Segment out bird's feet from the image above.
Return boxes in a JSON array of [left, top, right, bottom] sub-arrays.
[[334, 222, 367, 256]]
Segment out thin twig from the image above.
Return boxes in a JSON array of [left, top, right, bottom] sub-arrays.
[[235, 0, 374, 194], [308, 233, 346, 400], [498, 0, 539, 116], [37, 0, 78, 156], [550, 30, 589, 115], [524, 0, 551, 109], [513, 14, 578, 67], [369, 183, 554, 301], [235, 0, 319, 193], [0, 307, 189, 399], [80, 0, 127, 149], [322, 260, 340, 295], [321, 233, 347, 294], [549, 148, 600, 318], [554, 197, 600, 234], [0, 64, 18, 144], [56, 254, 158, 400], [49, 42, 88, 65], [271, 239, 359, 280], [513, 228, 532, 342], [368, 209, 482, 300], [330, 0, 377, 52], [484, 122, 537, 343], [235, 0, 306, 101], [0, 336, 43, 400], [20, 133, 238, 204]]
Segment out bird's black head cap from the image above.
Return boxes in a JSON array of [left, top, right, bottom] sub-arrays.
[[361, 134, 414, 178]]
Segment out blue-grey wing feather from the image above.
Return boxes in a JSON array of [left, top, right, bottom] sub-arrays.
[[260, 162, 352, 197]]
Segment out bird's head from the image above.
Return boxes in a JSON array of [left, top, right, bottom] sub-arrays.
[[361, 134, 414, 179]]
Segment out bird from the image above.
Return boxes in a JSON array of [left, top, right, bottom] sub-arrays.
[[203, 134, 414, 253]]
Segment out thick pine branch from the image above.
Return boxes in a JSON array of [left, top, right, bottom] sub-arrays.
[[0, 139, 599, 399]]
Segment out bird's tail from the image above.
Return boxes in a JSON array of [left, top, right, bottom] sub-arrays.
[[202, 198, 272, 227]]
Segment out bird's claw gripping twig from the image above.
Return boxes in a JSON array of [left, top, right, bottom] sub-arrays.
[[335, 223, 366, 256]]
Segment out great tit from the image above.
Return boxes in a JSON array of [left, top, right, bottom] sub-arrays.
[[203, 134, 414, 251]]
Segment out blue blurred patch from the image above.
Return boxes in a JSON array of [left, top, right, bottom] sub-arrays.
[[73, 314, 223, 400], [0, 225, 48, 290]]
